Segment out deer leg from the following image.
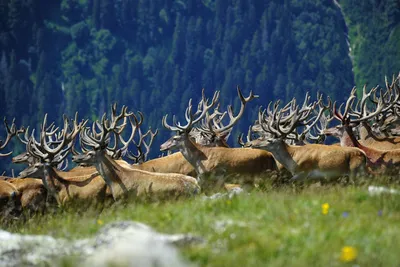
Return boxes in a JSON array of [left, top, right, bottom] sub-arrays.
[[290, 172, 308, 182]]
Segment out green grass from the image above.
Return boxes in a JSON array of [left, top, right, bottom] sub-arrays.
[[3, 182, 400, 266]]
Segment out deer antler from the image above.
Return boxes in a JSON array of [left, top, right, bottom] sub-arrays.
[[196, 86, 257, 139], [256, 94, 326, 142], [127, 127, 158, 164], [297, 94, 332, 141], [0, 118, 25, 157], [28, 113, 87, 164], [163, 90, 220, 133]]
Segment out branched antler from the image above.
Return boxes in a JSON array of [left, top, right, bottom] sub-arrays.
[[0, 118, 25, 157]]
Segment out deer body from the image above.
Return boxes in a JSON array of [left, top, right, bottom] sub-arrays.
[[1, 177, 47, 212], [75, 152, 200, 200], [338, 126, 400, 174], [19, 164, 109, 206], [358, 123, 400, 150], [248, 140, 367, 180], [0, 179, 21, 218], [46, 169, 108, 205], [132, 152, 196, 176]]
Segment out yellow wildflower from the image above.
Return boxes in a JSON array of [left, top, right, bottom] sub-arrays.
[[321, 203, 329, 215], [340, 246, 358, 262], [97, 219, 104, 225]]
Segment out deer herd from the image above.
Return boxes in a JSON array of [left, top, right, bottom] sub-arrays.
[[0, 74, 400, 219]]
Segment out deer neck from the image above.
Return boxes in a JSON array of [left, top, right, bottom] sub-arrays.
[[94, 152, 128, 199], [344, 125, 380, 161], [343, 125, 369, 150], [43, 166, 62, 204], [267, 142, 298, 174], [339, 129, 357, 147], [179, 138, 208, 176]]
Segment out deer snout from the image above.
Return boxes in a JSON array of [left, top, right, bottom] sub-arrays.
[[160, 139, 173, 151], [72, 154, 91, 164]]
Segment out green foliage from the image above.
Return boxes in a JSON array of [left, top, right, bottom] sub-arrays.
[[340, 0, 400, 89], [70, 22, 90, 45]]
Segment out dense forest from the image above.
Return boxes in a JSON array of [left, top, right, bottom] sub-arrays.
[[0, 0, 399, 170]]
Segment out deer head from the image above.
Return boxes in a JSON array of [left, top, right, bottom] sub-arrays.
[[160, 90, 219, 151], [192, 86, 258, 147], [247, 94, 329, 149], [72, 104, 137, 165], [19, 113, 86, 202]]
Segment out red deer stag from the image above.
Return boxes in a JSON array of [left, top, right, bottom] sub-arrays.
[[72, 106, 200, 200], [245, 96, 367, 181], [160, 90, 277, 190]]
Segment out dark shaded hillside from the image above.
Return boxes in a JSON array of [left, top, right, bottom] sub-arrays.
[[339, 0, 400, 88], [0, 0, 354, 169]]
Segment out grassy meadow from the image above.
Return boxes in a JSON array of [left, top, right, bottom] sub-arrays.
[[2, 178, 400, 267]]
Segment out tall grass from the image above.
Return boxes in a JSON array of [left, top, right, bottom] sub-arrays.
[[2, 179, 400, 266]]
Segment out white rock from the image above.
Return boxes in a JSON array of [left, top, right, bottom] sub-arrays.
[[368, 186, 400, 196], [0, 221, 203, 267]]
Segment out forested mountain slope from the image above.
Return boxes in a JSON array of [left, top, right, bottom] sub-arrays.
[[339, 0, 400, 88], [1, 0, 396, 168]]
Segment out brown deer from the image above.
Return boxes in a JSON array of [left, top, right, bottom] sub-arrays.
[[245, 96, 367, 181], [18, 113, 110, 206], [0, 179, 21, 218], [351, 75, 400, 150], [325, 88, 400, 175], [72, 106, 200, 200], [160, 90, 277, 190], [369, 74, 400, 137], [0, 176, 47, 213]]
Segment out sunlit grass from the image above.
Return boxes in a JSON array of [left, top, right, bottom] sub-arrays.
[[3, 179, 400, 266]]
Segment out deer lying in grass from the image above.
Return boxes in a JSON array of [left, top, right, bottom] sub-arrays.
[[128, 88, 258, 179], [72, 106, 200, 200], [0, 176, 47, 213], [14, 116, 100, 177], [368, 74, 400, 137], [245, 96, 368, 181], [0, 118, 26, 215], [160, 90, 277, 190], [0, 179, 21, 217], [349, 76, 400, 150], [19, 113, 111, 206], [325, 87, 400, 175]]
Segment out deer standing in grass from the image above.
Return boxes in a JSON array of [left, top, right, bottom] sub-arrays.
[[244, 96, 368, 181], [160, 89, 277, 190], [72, 106, 200, 200]]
